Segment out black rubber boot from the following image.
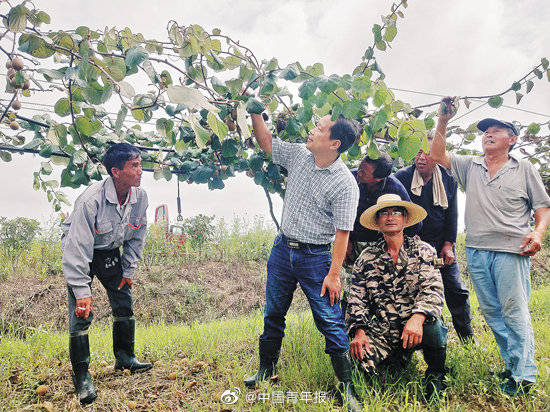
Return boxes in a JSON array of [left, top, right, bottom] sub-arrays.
[[113, 317, 153, 373], [244, 337, 282, 388], [330, 352, 362, 412], [422, 345, 447, 401], [69, 333, 97, 405]]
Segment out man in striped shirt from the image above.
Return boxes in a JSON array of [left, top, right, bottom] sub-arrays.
[[244, 111, 361, 411]]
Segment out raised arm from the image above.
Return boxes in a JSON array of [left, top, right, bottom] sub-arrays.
[[250, 113, 272, 155], [430, 97, 457, 169]]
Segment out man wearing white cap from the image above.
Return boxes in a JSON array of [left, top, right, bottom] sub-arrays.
[[346, 194, 447, 400], [430, 98, 550, 395]]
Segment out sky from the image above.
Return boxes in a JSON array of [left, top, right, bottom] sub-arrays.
[[0, 0, 549, 229]]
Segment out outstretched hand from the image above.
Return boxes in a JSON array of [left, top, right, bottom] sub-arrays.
[[438, 96, 458, 122]]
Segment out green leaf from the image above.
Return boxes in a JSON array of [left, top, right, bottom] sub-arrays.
[[318, 76, 339, 94], [347, 143, 361, 158], [174, 140, 188, 155], [246, 98, 265, 115], [511, 81, 521, 91], [397, 119, 426, 162], [125, 46, 148, 68], [526, 80, 534, 93], [101, 57, 126, 82], [221, 139, 239, 158], [373, 85, 393, 107], [352, 76, 371, 92], [190, 165, 214, 183], [71, 149, 87, 166], [527, 123, 540, 135], [7, 4, 27, 33], [167, 85, 219, 112], [18, 34, 55, 58], [156, 118, 174, 137], [366, 140, 381, 159], [424, 117, 435, 129], [533, 68, 543, 79], [284, 117, 301, 137], [189, 115, 211, 148], [207, 111, 228, 139], [266, 162, 282, 181], [249, 154, 264, 171], [211, 77, 228, 95], [54, 98, 71, 117], [487, 96, 503, 108], [83, 81, 113, 105], [542, 58, 549, 70], [515, 92, 524, 104], [370, 109, 388, 132], [364, 47, 374, 60], [280, 64, 299, 80], [375, 41, 387, 51], [46, 123, 68, 147], [342, 100, 363, 119], [372, 24, 383, 42], [265, 57, 278, 71], [236, 102, 251, 139], [384, 25, 397, 42], [75, 116, 102, 136], [299, 80, 317, 100]]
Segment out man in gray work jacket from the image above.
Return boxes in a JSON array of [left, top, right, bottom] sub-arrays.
[[245, 110, 361, 411], [62, 143, 152, 404]]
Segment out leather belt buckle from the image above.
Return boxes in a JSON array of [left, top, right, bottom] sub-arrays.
[[287, 240, 301, 249]]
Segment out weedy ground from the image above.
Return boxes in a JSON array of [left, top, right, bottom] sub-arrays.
[[0, 221, 549, 411]]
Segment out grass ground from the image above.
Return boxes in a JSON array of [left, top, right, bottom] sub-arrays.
[[0, 222, 549, 411], [0, 285, 549, 411]]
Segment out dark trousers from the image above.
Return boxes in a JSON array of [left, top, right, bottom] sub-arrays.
[[440, 260, 473, 339], [68, 249, 133, 335], [260, 235, 349, 354], [380, 318, 448, 372]]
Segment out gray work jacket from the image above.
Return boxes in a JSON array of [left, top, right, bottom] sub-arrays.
[[61, 177, 148, 299]]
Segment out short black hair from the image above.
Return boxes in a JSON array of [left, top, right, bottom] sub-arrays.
[[330, 115, 361, 153], [361, 152, 393, 179], [103, 143, 141, 176]]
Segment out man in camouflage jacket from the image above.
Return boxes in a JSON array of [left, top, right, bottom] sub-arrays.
[[346, 194, 448, 399]]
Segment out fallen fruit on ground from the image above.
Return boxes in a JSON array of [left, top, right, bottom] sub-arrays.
[[36, 385, 48, 395]]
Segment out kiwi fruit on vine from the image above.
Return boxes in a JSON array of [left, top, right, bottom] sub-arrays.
[[5, 61, 12, 69], [225, 118, 236, 131], [7, 68, 16, 79], [9, 120, 19, 130], [12, 100, 21, 110], [231, 108, 237, 121], [11, 57, 24, 71], [22, 80, 30, 90]]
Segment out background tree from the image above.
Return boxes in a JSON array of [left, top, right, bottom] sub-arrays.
[[0, 0, 548, 223]]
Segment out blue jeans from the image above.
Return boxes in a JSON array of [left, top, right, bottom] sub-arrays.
[[260, 234, 349, 354], [466, 248, 536, 383]]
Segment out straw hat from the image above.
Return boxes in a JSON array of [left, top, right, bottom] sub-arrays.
[[359, 194, 427, 231]]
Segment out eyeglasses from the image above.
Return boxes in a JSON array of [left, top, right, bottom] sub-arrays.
[[378, 209, 404, 217]]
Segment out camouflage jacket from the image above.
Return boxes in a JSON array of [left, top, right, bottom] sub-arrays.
[[346, 236, 444, 339]]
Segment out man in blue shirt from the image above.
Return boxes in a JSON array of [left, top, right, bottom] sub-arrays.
[[395, 143, 474, 342]]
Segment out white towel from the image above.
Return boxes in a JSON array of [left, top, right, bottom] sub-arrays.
[[411, 165, 448, 209]]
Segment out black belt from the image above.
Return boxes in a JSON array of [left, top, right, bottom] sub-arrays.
[[281, 234, 331, 250]]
